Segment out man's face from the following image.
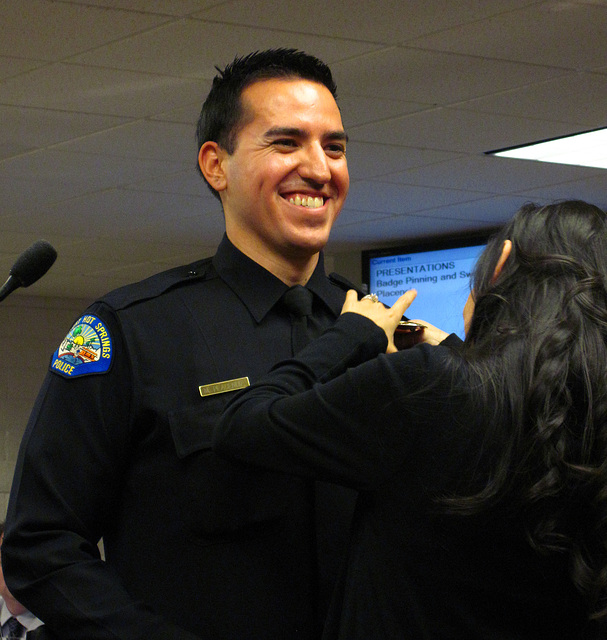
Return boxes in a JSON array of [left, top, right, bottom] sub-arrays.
[[217, 78, 349, 266]]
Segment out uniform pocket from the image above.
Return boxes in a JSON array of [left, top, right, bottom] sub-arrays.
[[168, 400, 296, 537]]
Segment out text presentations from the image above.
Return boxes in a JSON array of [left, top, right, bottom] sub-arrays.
[[368, 244, 485, 339]]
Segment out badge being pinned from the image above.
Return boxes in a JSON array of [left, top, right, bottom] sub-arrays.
[[51, 314, 113, 378]]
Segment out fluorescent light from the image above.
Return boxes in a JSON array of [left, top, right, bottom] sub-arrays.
[[487, 127, 607, 170]]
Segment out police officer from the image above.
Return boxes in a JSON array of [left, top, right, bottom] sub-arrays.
[[3, 49, 355, 639]]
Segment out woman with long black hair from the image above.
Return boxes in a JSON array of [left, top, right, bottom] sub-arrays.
[[214, 200, 607, 639]]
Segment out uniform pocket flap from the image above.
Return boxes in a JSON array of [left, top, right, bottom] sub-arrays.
[[168, 398, 226, 458]]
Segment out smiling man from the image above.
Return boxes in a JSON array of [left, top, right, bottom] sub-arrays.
[[198, 64, 349, 282], [3, 50, 356, 640]]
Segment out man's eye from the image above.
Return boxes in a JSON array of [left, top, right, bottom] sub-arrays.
[[272, 139, 297, 147], [326, 144, 346, 156]]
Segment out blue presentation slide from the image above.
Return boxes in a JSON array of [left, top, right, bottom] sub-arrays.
[[368, 244, 485, 339]]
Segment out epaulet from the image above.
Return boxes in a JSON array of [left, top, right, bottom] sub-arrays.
[[100, 257, 215, 311], [328, 272, 367, 297]]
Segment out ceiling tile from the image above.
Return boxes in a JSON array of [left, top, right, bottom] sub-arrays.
[[380, 154, 604, 193], [72, 0, 219, 15], [122, 168, 209, 197], [345, 141, 460, 181], [53, 120, 196, 163], [408, 1, 607, 70], [0, 63, 207, 118], [332, 47, 566, 104], [0, 1, 169, 61], [455, 71, 607, 128], [348, 107, 583, 154], [515, 172, 607, 208], [194, 0, 540, 45], [69, 19, 382, 77], [338, 94, 429, 129], [0, 106, 128, 160], [390, 195, 540, 226], [0, 56, 46, 80], [0, 150, 187, 191], [329, 212, 485, 248], [347, 180, 491, 216]]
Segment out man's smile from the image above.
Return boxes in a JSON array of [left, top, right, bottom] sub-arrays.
[[286, 194, 325, 209]]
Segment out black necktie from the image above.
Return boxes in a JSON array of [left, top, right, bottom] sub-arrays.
[[282, 287, 358, 624], [3, 617, 25, 639], [282, 285, 315, 354]]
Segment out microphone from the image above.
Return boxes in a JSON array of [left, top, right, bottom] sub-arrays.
[[0, 240, 58, 303]]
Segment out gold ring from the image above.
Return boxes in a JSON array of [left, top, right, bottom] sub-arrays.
[[362, 293, 379, 302]]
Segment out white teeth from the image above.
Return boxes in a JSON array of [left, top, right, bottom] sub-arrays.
[[288, 195, 324, 209]]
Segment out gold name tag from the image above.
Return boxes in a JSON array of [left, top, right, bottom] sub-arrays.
[[199, 376, 250, 397]]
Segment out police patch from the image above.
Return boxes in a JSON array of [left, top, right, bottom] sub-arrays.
[[50, 314, 113, 378]]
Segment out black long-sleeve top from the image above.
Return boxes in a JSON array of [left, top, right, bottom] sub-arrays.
[[214, 312, 591, 639]]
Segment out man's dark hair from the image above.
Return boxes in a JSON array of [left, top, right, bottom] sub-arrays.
[[195, 48, 339, 199]]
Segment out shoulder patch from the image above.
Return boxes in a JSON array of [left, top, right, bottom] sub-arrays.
[[50, 314, 113, 378]]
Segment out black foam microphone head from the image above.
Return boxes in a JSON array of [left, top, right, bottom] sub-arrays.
[[10, 240, 58, 287]]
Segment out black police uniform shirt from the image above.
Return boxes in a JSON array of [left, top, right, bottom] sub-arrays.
[[4, 236, 356, 640], [214, 313, 591, 640]]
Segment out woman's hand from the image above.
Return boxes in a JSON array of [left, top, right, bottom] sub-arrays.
[[341, 290, 417, 353], [408, 320, 450, 346]]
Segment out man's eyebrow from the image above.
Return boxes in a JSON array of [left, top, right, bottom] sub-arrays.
[[328, 130, 349, 143], [264, 127, 303, 138], [264, 126, 348, 142]]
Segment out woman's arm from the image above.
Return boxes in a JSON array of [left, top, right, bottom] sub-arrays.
[[213, 307, 436, 491]]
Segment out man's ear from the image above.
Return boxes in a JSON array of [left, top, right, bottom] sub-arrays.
[[198, 141, 227, 192], [492, 239, 512, 282]]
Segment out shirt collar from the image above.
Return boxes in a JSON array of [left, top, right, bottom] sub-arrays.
[[1, 600, 43, 632], [212, 235, 342, 323]]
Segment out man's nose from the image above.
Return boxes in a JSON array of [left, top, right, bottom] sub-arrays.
[[298, 143, 331, 183]]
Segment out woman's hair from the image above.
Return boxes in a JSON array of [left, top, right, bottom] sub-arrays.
[[451, 200, 607, 621]]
